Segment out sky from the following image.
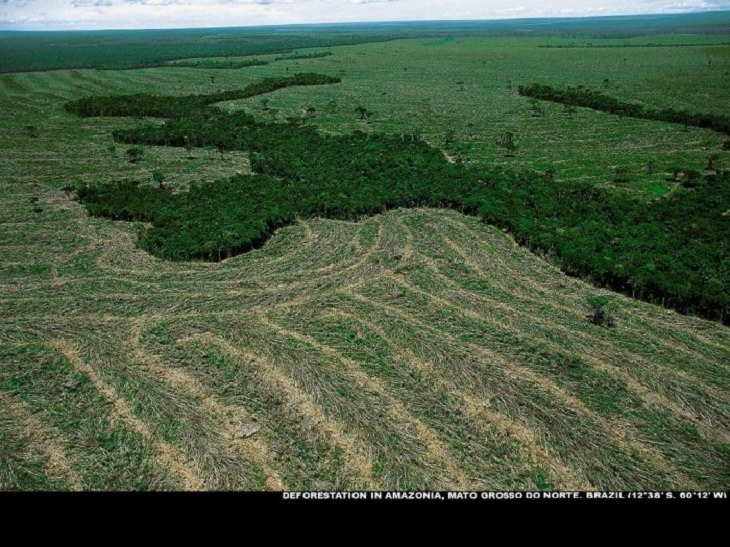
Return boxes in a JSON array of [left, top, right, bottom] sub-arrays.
[[1, 0, 729, 30]]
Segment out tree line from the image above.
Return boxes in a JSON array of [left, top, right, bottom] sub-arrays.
[[64, 73, 341, 118], [166, 52, 332, 70], [168, 58, 269, 69], [518, 83, 730, 135], [538, 42, 730, 48], [275, 52, 333, 61]]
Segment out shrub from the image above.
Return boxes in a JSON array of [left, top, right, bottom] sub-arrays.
[[126, 147, 144, 163], [152, 171, 165, 188], [613, 166, 630, 183], [586, 296, 615, 327]]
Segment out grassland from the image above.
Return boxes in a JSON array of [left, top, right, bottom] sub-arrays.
[[1, 20, 729, 490]]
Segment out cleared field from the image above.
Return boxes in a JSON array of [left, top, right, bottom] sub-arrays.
[[2, 35, 728, 198], [1, 29, 729, 491], [1, 187, 729, 490]]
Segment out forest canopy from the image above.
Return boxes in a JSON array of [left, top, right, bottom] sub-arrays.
[[68, 75, 730, 324]]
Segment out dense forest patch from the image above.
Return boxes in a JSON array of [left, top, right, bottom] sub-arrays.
[[68, 76, 730, 323]]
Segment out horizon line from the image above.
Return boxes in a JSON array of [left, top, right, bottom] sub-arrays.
[[2, 9, 730, 33]]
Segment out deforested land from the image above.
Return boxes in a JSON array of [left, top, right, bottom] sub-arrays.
[[1, 12, 729, 491]]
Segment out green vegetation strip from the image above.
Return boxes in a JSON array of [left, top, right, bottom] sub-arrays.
[[518, 83, 730, 135], [64, 73, 340, 118], [275, 52, 333, 61], [167, 58, 269, 69], [0, 28, 407, 72]]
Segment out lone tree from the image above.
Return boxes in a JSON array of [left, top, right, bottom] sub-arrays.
[[613, 165, 630, 184], [497, 131, 517, 157], [706, 153, 719, 172], [355, 105, 369, 120], [183, 135, 194, 159], [453, 143, 469, 165], [444, 129, 457, 149], [152, 171, 165, 189], [586, 296, 615, 327], [681, 169, 702, 188], [528, 98, 544, 118], [29, 196, 43, 214], [126, 147, 144, 164]]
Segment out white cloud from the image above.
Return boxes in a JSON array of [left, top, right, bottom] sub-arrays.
[[1, 0, 729, 30]]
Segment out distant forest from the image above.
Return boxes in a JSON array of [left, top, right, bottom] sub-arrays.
[[2, 11, 729, 72]]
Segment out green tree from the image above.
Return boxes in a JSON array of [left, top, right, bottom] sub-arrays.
[[126, 147, 144, 163], [152, 171, 165, 189], [681, 169, 702, 188], [613, 166, 630, 183], [29, 196, 43, 214], [528, 98, 544, 118], [706, 153, 719, 172], [586, 296, 615, 327], [183, 135, 194, 159], [444, 130, 456, 149], [355, 105, 369, 120], [497, 131, 517, 157]]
